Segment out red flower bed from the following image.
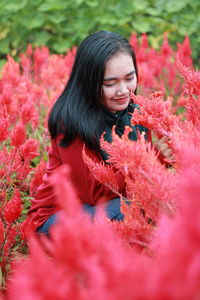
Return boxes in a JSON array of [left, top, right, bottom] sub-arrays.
[[1, 34, 200, 298]]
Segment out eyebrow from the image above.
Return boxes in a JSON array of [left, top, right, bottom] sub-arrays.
[[103, 70, 135, 81]]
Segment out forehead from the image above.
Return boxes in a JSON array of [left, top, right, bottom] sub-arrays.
[[104, 52, 135, 77]]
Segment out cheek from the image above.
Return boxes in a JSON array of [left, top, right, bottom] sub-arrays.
[[102, 87, 115, 101], [129, 78, 137, 91]]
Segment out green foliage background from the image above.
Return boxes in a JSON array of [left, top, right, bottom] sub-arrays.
[[0, 0, 199, 67]]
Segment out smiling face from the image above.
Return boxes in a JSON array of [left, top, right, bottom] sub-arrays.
[[101, 51, 137, 113]]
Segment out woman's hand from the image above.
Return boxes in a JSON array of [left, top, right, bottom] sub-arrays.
[[154, 136, 173, 161], [152, 133, 174, 168]]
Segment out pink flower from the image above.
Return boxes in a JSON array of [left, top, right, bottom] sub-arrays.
[[177, 36, 193, 67], [176, 56, 200, 96], [30, 160, 46, 196], [0, 219, 4, 244], [0, 117, 9, 142], [4, 189, 22, 223], [131, 92, 176, 138], [19, 216, 37, 241], [161, 32, 172, 58], [141, 33, 149, 49], [0, 106, 9, 142], [10, 121, 26, 147], [20, 139, 39, 161], [82, 145, 119, 194], [20, 102, 39, 127]]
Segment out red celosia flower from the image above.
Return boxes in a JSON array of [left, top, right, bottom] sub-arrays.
[[30, 160, 46, 196], [131, 92, 176, 138], [161, 32, 172, 58], [176, 56, 200, 96], [33, 46, 49, 82], [1, 226, 18, 274], [7, 166, 150, 300], [0, 81, 14, 109], [148, 144, 200, 299], [0, 219, 4, 244], [20, 139, 39, 161], [4, 189, 22, 223], [100, 127, 176, 219], [20, 44, 33, 78], [0, 106, 9, 142], [129, 33, 139, 53], [2, 34, 200, 296], [82, 145, 119, 194], [10, 121, 26, 147], [140, 33, 149, 49], [19, 216, 37, 241], [185, 97, 200, 126], [177, 36, 193, 67], [7, 138, 200, 299], [20, 102, 39, 127], [20, 53, 32, 78], [1, 56, 21, 87], [0, 116, 9, 142]]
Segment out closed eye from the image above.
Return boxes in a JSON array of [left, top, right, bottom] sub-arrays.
[[126, 77, 134, 81], [103, 82, 115, 87]]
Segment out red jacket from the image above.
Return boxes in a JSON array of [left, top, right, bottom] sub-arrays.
[[29, 136, 121, 228]]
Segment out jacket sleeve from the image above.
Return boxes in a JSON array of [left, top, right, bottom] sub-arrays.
[[28, 139, 63, 228]]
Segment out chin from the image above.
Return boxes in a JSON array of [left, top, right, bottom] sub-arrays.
[[115, 102, 130, 111]]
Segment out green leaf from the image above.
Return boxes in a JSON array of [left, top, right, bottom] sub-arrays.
[[48, 14, 66, 25], [131, 17, 152, 33], [52, 39, 72, 53], [26, 15, 45, 30], [131, 1, 148, 12], [33, 31, 50, 46], [0, 59, 6, 71], [0, 39, 10, 54], [145, 7, 162, 16], [38, 0, 68, 12], [165, 0, 190, 13], [3, 0, 28, 12], [179, 22, 198, 35], [188, 0, 200, 8], [85, 0, 98, 7], [0, 0, 9, 10]]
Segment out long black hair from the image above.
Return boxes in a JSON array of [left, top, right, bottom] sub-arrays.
[[48, 30, 138, 150]]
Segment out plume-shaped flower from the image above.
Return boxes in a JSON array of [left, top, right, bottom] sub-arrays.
[[7, 166, 150, 300], [29, 160, 46, 196], [0, 107, 9, 143], [161, 32, 173, 58], [20, 102, 39, 127], [4, 189, 22, 223], [177, 36, 193, 68], [0, 117, 9, 143], [148, 144, 200, 299], [176, 55, 200, 96], [19, 216, 37, 241], [10, 121, 26, 147], [82, 145, 119, 193], [131, 91, 176, 138], [0, 220, 4, 244], [20, 139, 39, 161], [100, 127, 176, 219]]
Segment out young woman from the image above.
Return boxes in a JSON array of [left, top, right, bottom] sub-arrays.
[[29, 30, 149, 234]]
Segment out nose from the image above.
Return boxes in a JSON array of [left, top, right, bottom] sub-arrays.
[[116, 82, 129, 96]]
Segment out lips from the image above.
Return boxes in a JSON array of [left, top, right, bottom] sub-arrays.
[[114, 96, 129, 102]]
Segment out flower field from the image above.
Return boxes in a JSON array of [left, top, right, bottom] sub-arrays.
[[0, 34, 200, 299]]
